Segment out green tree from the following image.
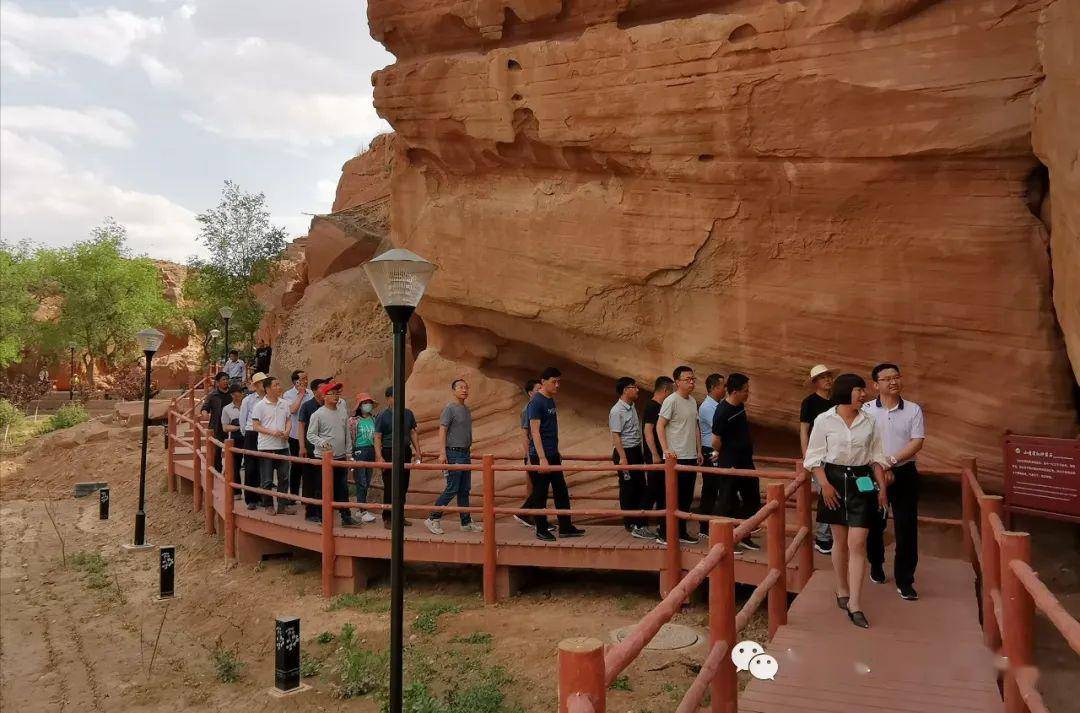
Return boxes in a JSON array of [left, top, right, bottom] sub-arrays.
[[184, 181, 287, 359], [37, 219, 181, 388], [0, 241, 41, 368]]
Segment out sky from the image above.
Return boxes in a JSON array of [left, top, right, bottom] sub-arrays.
[[0, 0, 394, 261]]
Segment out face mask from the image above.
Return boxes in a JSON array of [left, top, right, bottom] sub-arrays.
[[361, 403, 373, 415]]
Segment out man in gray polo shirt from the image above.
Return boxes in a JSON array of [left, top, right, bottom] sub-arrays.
[[863, 362, 925, 601], [426, 379, 483, 535], [609, 377, 652, 539]]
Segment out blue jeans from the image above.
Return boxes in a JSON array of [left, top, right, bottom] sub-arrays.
[[431, 449, 472, 524], [352, 446, 376, 504]]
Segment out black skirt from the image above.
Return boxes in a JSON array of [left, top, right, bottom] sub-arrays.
[[817, 463, 880, 529]]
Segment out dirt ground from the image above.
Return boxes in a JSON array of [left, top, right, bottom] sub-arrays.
[[1, 422, 1077, 712]]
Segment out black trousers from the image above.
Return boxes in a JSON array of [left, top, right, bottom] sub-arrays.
[[715, 459, 760, 521], [525, 452, 573, 534], [380, 447, 412, 522], [613, 445, 647, 529], [242, 431, 260, 505], [228, 433, 243, 494], [287, 438, 302, 494], [641, 448, 666, 515], [868, 462, 920, 587], [699, 446, 720, 517], [658, 459, 697, 540], [302, 461, 322, 519]]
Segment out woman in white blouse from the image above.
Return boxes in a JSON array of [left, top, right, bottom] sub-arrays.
[[803, 373, 889, 628]]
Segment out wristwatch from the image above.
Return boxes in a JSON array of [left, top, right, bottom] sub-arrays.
[[886, 455, 898, 467]]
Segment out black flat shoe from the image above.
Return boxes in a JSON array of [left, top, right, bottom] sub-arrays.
[[848, 610, 869, 628], [836, 596, 849, 611]]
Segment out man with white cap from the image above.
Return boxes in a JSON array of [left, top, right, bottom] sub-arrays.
[[800, 364, 835, 554], [239, 371, 268, 510]]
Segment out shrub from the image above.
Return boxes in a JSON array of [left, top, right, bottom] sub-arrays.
[[0, 398, 23, 430], [328, 591, 389, 613], [300, 652, 323, 678], [316, 631, 335, 644], [0, 373, 50, 409], [609, 675, 631, 691], [450, 632, 492, 646], [211, 644, 245, 683], [329, 624, 388, 699], [412, 598, 462, 635], [44, 403, 88, 432]]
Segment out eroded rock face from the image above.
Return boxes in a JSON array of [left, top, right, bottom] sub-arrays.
[[369, 0, 1078, 481]]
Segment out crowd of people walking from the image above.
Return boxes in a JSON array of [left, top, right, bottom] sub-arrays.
[[201, 352, 925, 629]]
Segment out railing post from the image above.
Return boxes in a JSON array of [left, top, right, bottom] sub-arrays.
[[662, 453, 680, 596], [482, 454, 497, 604], [1000, 531, 1033, 713], [223, 439, 236, 559], [980, 495, 1004, 651], [795, 466, 813, 589], [961, 457, 977, 566], [192, 420, 203, 514], [558, 637, 605, 713], [204, 436, 216, 535], [709, 519, 737, 713], [187, 375, 195, 418], [321, 451, 334, 598], [166, 410, 176, 492], [766, 482, 787, 638]]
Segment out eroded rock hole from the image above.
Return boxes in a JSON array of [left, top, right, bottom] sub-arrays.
[[507, 58, 521, 70], [511, 93, 523, 101], [698, 154, 714, 162]]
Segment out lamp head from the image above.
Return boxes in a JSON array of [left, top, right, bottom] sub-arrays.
[[362, 248, 436, 313], [218, 306, 234, 320], [135, 328, 165, 354], [209, 328, 221, 340]]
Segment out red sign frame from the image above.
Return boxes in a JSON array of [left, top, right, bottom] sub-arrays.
[[1003, 432, 1080, 524]]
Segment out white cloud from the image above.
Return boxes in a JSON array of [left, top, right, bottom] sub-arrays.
[[138, 54, 182, 87], [0, 38, 48, 76], [1, 106, 137, 148], [0, 2, 164, 68], [0, 128, 199, 261]]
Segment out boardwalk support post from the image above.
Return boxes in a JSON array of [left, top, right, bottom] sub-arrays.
[[709, 519, 737, 713], [322, 451, 334, 599], [223, 439, 236, 559], [558, 637, 605, 713], [662, 453, 680, 596], [766, 482, 787, 638], [192, 418, 203, 514], [166, 410, 176, 492], [795, 466, 814, 590], [979, 495, 1004, 650], [482, 454, 497, 604], [204, 437, 216, 535], [961, 457, 977, 566], [1000, 531, 1033, 713]]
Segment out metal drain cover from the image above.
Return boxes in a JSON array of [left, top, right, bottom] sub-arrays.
[[611, 623, 700, 651]]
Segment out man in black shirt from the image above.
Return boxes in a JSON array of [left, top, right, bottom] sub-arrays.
[[254, 340, 272, 374], [642, 375, 674, 522], [297, 379, 326, 522], [374, 386, 422, 529], [711, 373, 760, 550], [799, 364, 834, 554], [201, 371, 231, 472]]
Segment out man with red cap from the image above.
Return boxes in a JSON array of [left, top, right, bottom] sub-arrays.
[[306, 381, 356, 527]]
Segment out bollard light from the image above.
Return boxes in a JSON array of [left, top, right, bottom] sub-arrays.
[[129, 328, 164, 550], [158, 545, 176, 599], [362, 248, 436, 713]]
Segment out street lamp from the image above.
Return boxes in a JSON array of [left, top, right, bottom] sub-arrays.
[[363, 248, 435, 713], [219, 306, 234, 361], [131, 327, 165, 549], [68, 342, 76, 400]]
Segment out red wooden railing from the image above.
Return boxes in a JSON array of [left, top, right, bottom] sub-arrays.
[[960, 460, 1080, 713]]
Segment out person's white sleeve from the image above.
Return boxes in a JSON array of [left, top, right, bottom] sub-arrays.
[[608, 407, 621, 434], [869, 421, 890, 468], [803, 418, 828, 470], [659, 397, 674, 421], [910, 405, 926, 440]]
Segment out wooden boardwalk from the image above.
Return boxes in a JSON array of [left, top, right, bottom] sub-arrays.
[[740, 555, 1002, 713]]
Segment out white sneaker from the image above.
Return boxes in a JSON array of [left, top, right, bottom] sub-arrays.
[[461, 522, 483, 532], [424, 518, 444, 535], [359, 510, 377, 523]]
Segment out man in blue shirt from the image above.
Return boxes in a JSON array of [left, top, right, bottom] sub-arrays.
[[523, 367, 585, 541], [696, 373, 725, 518]]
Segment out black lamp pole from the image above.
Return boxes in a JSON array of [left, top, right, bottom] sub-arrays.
[[134, 348, 154, 546], [223, 316, 230, 361], [386, 304, 412, 713]]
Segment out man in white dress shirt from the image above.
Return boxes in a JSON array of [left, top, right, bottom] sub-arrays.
[[862, 363, 925, 601]]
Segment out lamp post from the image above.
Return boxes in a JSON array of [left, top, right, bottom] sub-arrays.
[[219, 306, 233, 361], [68, 343, 76, 400], [363, 248, 435, 713], [131, 327, 165, 549], [207, 328, 220, 370]]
